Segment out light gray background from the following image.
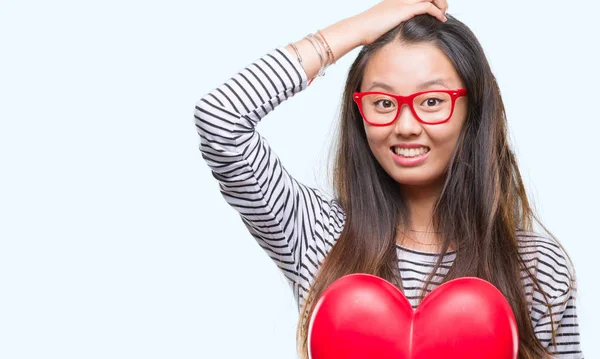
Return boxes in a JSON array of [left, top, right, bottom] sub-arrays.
[[1, 0, 598, 358]]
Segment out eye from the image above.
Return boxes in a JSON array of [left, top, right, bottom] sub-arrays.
[[421, 97, 444, 107], [373, 99, 395, 109]]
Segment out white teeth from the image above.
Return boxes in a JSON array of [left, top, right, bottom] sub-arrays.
[[393, 146, 429, 157]]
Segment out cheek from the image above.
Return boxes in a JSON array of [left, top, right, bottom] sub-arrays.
[[364, 126, 390, 150], [428, 126, 461, 148], [426, 121, 466, 165]]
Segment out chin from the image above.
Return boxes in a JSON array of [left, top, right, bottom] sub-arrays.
[[394, 176, 430, 186], [389, 169, 444, 187]]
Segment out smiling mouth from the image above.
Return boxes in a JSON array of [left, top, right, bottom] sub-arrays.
[[390, 146, 430, 158]]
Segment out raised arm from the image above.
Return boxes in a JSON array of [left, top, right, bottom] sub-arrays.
[[194, 1, 449, 302], [193, 12, 368, 298], [195, 47, 318, 290]]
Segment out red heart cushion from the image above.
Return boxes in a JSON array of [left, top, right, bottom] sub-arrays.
[[308, 274, 518, 359]]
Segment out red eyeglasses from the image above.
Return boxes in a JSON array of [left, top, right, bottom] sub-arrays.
[[353, 88, 467, 126]]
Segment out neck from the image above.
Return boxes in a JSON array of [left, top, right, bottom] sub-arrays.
[[396, 177, 450, 251], [399, 178, 444, 231]]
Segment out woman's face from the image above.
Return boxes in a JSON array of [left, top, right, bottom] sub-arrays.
[[359, 41, 468, 188]]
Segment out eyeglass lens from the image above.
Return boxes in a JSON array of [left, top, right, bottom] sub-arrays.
[[361, 92, 453, 124]]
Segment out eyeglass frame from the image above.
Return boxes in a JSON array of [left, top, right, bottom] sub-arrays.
[[352, 88, 468, 126]]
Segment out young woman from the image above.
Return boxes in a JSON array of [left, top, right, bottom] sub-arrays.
[[194, 1, 583, 358]]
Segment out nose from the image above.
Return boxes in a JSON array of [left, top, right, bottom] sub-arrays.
[[393, 103, 423, 137]]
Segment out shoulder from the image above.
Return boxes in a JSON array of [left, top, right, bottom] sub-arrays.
[[516, 230, 576, 300]]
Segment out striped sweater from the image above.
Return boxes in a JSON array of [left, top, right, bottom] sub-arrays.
[[194, 46, 583, 358]]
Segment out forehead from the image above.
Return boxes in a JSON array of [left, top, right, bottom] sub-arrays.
[[361, 42, 463, 93]]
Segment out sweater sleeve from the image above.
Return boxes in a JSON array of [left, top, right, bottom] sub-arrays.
[[194, 47, 343, 298], [534, 282, 584, 358], [519, 234, 584, 358], [517, 232, 584, 358]]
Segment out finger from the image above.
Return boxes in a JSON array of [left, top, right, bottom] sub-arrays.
[[407, 0, 435, 4], [432, 0, 448, 14], [413, 2, 447, 22], [412, 0, 448, 14]]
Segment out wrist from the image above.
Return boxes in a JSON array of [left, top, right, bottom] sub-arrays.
[[319, 17, 364, 61]]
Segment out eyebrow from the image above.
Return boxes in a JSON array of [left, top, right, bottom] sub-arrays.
[[366, 79, 450, 92]]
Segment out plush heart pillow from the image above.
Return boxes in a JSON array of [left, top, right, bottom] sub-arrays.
[[308, 274, 518, 359]]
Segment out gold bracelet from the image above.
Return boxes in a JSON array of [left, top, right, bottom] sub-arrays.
[[289, 42, 303, 66], [311, 33, 332, 67], [316, 30, 336, 65], [305, 34, 327, 77]]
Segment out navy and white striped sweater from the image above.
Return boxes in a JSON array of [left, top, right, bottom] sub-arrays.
[[195, 46, 583, 358]]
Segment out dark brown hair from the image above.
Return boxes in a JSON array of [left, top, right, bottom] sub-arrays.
[[297, 14, 574, 359]]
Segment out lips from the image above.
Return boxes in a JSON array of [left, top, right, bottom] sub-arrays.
[[390, 146, 431, 166]]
